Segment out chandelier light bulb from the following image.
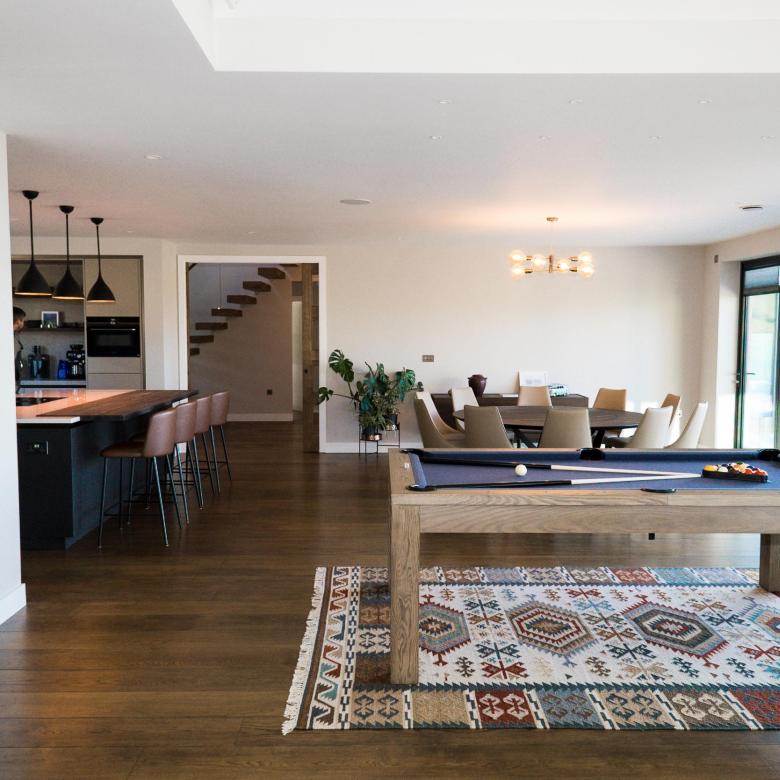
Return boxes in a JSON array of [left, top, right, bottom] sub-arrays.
[[558, 260, 570, 272], [578, 251, 593, 264], [511, 263, 525, 277], [579, 265, 595, 278], [510, 249, 526, 262], [532, 254, 547, 267]]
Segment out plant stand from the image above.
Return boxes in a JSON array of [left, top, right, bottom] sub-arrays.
[[357, 421, 402, 457]]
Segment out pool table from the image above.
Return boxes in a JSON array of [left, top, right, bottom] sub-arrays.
[[388, 447, 780, 684]]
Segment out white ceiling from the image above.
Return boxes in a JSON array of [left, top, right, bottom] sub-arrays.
[[2, 1, 780, 246]]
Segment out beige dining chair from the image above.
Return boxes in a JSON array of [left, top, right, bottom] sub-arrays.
[[594, 387, 628, 439], [517, 385, 552, 407], [414, 399, 458, 448], [463, 405, 514, 449], [451, 387, 479, 432], [414, 391, 464, 441], [612, 406, 673, 449], [538, 408, 592, 449], [660, 393, 681, 443], [666, 402, 708, 449]]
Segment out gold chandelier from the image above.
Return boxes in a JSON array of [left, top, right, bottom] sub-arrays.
[[509, 217, 594, 278]]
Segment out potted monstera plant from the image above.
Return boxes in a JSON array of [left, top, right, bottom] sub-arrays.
[[318, 349, 419, 441]]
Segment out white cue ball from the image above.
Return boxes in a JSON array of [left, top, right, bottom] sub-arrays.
[[514, 464, 528, 476]]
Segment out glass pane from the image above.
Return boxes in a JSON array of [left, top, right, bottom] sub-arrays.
[[744, 265, 780, 291], [741, 292, 778, 448]]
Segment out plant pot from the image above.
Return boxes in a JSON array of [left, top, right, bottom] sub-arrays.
[[468, 374, 488, 398], [385, 413, 399, 431], [361, 424, 384, 441]]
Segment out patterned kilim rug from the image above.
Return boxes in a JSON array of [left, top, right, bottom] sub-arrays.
[[283, 566, 780, 732]]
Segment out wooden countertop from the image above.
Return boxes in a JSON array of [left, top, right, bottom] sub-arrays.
[[17, 389, 196, 424]]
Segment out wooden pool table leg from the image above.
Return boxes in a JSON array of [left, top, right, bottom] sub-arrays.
[[760, 534, 780, 592], [390, 505, 420, 684]]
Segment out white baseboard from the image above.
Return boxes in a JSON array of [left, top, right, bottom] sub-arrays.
[[228, 413, 294, 422], [0, 584, 26, 626]]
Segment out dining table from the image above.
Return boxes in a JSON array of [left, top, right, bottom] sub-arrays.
[[452, 405, 645, 447]]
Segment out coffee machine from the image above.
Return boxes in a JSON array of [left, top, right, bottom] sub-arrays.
[[66, 344, 86, 380]]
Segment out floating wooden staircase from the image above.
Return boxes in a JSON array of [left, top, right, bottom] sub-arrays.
[[189, 265, 292, 355]]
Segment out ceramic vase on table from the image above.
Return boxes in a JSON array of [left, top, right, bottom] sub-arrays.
[[468, 374, 487, 398]]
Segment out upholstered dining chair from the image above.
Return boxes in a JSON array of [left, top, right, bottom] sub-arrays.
[[666, 402, 708, 449], [517, 385, 552, 407], [608, 406, 673, 449], [538, 408, 592, 449], [593, 387, 628, 439], [451, 387, 479, 431], [660, 393, 682, 443], [463, 405, 514, 449], [414, 391, 464, 441], [414, 398, 457, 448]]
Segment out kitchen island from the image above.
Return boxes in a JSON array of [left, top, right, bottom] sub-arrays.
[[17, 388, 195, 549]]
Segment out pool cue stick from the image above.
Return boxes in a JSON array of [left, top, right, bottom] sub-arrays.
[[410, 452, 693, 478], [407, 473, 700, 491]]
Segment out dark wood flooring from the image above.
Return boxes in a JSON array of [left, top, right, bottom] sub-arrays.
[[1, 422, 778, 779]]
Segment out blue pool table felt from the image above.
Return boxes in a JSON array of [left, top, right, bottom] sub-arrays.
[[407, 449, 780, 492]]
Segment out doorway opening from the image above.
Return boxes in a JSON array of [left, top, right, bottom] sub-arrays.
[[177, 255, 324, 452], [735, 256, 780, 448]]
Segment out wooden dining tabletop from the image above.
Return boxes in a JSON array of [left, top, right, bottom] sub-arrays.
[[38, 389, 196, 421]]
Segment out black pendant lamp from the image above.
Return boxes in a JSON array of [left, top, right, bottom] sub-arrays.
[[52, 205, 84, 300], [86, 217, 115, 303], [16, 190, 52, 297]]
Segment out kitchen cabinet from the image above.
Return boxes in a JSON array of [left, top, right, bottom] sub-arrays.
[[86, 372, 144, 390]]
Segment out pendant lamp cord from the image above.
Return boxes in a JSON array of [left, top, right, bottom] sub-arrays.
[[65, 212, 70, 268], [96, 222, 102, 273], [28, 197, 35, 262]]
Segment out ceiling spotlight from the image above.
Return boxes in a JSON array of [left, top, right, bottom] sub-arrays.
[[339, 198, 372, 206], [429, 135, 443, 141], [761, 135, 775, 141], [538, 135, 551, 141], [698, 99, 712, 105], [568, 99, 583, 105], [145, 154, 163, 160], [436, 99, 452, 105], [740, 204, 764, 211], [247, 230, 257, 235], [649, 135, 662, 141]]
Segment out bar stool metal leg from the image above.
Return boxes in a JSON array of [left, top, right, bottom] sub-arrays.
[[175, 447, 190, 525], [219, 424, 232, 481], [127, 458, 135, 526], [165, 454, 182, 529], [209, 426, 221, 494], [200, 432, 216, 495], [151, 456, 169, 547], [187, 436, 203, 509], [98, 457, 108, 548]]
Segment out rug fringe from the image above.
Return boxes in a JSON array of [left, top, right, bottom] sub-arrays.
[[282, 566, 327, 735]]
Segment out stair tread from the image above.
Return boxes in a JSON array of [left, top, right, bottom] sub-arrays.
[[243, 281, 271, 292], [195, 322, 229, 330], [189, 335, 214, 343], [258, 267, 286, 279], [189, 347, 200, 356], [211, 308, 242, 317], [226, 294, 257, 304]]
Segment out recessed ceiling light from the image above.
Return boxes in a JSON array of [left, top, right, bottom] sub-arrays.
[[429, 135, 443, 141], [145, 154, 163, 160], [761, 135, 775, 141], [538, 135, 550, 141], [126, 229, 134, 234], [568, 98, 583, 105], [649, 135, 662, 141], [740, 204, 764, 211], [339, 198, 372, 206], [698, 99, 712, 105], [436, 99, 452, 105], [247, 230, 257, 235]]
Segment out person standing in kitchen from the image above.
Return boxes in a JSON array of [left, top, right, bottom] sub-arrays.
[[13, 306, 25, 389]]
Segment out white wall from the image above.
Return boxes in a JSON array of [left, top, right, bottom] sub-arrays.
[[0, 133, 26, 624]]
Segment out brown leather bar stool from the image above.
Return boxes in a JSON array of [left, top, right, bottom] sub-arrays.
[[98, 408, 179, 548], [193, 395, 217, 496], [209, 391, 232, 484]]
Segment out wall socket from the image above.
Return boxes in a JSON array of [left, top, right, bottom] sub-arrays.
[[422, 354, 434, 363], [267, 388, 273, 395]]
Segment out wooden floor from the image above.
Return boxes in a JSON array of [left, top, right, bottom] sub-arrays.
[[1, 422, 779, 779]]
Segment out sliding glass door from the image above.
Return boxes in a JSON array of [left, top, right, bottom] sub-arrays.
[[736, 259, 780, 448]]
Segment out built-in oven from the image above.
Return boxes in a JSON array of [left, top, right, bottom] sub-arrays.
[[86, 317, 141, 358]]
